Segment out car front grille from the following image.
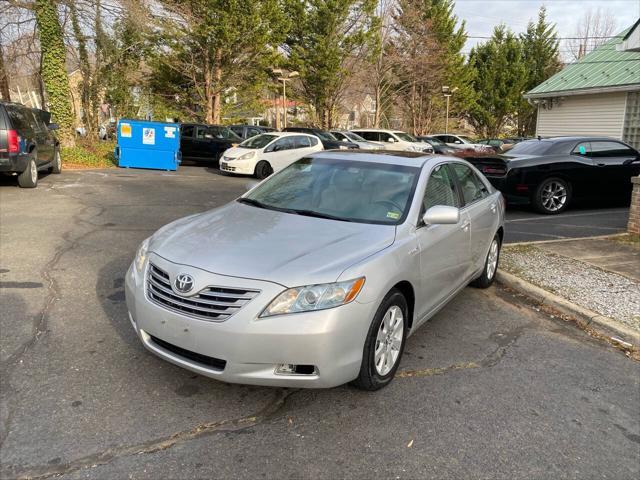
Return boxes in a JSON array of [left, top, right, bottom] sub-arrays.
[[146, 263, 259, 321], [149, 334, 227, 371]]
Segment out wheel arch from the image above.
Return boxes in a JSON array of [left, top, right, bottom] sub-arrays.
[[391, 280, 415, 330]]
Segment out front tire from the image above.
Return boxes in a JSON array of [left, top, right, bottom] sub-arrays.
[[254, 161, 273, 179], [18, 158, 38, 188], [471, 233, 501, 288], [353, 289, 408, 391], [533, 177, 571, 214]]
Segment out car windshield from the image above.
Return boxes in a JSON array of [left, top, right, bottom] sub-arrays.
[[508, 140, 554, 155], [209, 126, 241, 140], [315, 131, 338, 141], [394, 132, 417, 142], [240, 157, 420, 225], [424, 137, 444, 146], [344, 131, 367, 142], [239, 134, 278, 149]]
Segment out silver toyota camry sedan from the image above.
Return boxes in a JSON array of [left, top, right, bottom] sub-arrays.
[[125, 151, 505, 390]]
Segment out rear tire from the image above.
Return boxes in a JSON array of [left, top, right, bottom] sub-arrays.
[[18, 158, 38, 188], [471, 233, 501, 288], [532, 177, 571, 214], [50, 148, 62, 174], [254, 161, 273, 179], [352, 289, 408, 391]]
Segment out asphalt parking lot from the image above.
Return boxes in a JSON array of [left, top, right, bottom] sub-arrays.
[[1, 167, 638, 479]]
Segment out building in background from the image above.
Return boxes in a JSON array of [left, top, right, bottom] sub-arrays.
[[525, 19, 640, 149]]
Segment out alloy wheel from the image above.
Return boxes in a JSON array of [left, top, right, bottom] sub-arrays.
[[374, 305, 404, 376], [486, 238, 499, 280], [541, 181, 567, 212], [30, 160, 37, 183]]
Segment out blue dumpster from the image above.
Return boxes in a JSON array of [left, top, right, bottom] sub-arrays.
[[115, 119, 181, 171]]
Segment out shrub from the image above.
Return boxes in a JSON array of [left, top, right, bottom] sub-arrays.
[[61, 141, 117, 168]]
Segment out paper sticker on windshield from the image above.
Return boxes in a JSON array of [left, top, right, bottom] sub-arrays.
[[142, 127, 155, 145], [386, 211, 400, 220], [120, 123, 131, 138]]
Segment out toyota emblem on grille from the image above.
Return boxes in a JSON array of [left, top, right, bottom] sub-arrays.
[[174, 273, 194, 294]]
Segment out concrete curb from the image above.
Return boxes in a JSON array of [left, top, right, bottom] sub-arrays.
[[496, 270, 640, 348]]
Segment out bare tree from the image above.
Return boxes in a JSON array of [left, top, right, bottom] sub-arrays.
[[567, 8, 618, 61]]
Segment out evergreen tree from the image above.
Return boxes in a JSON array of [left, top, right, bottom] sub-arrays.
[[33, 0, 75, 146], [285, 0, 378, 128], [518, 7, 562, 135], [468, 25, 527, 137]]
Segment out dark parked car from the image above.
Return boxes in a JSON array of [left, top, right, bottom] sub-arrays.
[[0, 101, 61, 188], [282, 127, 359, 150], [416, 136, 457, 154], [229, 125, 276, 140], [466, 136, 640, 214], [180, 123, 242, 164]]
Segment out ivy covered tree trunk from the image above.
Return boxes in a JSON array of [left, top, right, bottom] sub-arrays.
[[33, 0, 75, 147], [0, 45, 10, 100]]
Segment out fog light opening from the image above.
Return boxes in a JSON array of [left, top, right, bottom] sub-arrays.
[[275, 364, 317, 376]]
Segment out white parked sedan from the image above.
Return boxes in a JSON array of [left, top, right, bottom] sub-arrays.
[[220, 132, 323, 179], [352, 128, 434, 154]]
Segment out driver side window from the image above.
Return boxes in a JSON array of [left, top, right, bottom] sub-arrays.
[[272, 137, 295, 151], [422, 164, 460, 212]]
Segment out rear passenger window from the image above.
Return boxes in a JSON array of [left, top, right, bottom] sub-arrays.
[[589, 141, 635, 157], [423, 164, 460, 211], [450, 163, 489, 205], [359, 131, 378, 141], [294, 136, 311, 148], [181, 125, 194, 138], [308, 136, 319, 146]]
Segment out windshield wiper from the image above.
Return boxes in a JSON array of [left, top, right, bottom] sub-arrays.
[[290, 209, 354, 222], [237, 197, 271, 209]]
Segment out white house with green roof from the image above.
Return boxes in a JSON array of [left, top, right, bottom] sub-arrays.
[[524, 19, 640, 149]]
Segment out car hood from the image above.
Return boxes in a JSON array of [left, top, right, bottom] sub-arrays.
[[222, 146, 256, 159], [149, 202, 396, 287]]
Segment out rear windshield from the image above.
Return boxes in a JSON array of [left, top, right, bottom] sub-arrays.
[[508, 140, 554, 155]]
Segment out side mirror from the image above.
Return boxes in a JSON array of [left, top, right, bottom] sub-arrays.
[[454, 140, 462, 144], [272, 144, 281, 152], [47, 123, 59, 130], [387, 137, 396, 143], [422, 205, 460, 225]]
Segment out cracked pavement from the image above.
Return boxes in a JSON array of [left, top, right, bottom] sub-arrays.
[[1, 167, 639, 479]]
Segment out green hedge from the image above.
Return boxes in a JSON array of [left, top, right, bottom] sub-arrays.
[[61, 141, 117, 168]]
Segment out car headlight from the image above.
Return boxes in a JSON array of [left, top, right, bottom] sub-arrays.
[[260, 277, 365, 317], [134, 238, 150, 273], [238, 151, 256, 161]]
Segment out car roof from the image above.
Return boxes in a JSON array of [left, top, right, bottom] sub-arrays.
[[307, 150, 435, 167], [532, 136, 629, 143], [251, 131, 314, 138], [351, 128, 394, 133]]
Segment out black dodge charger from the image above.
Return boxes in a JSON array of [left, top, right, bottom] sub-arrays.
[[467, 136, 639, 214]]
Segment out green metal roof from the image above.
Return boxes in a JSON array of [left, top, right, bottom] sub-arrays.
[[526, 23, 640, 97]]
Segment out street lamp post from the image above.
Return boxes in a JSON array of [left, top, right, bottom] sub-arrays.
[[442, 86, 458, 134], [272, 69, 299, 129]]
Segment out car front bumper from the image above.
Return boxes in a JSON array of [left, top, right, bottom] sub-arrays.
[[125, 254, 375, 388], [219, 159, 255, 175]]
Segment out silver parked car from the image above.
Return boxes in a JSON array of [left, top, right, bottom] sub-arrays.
[[125, 151, 505, 390]]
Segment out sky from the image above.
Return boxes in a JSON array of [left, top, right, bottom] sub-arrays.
[[453, 0, 640, 57]]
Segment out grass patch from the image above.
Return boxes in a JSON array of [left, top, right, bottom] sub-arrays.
[[61, 140, 117, 169]]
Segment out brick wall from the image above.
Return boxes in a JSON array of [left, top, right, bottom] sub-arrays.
[[629, 176, 640, 234]]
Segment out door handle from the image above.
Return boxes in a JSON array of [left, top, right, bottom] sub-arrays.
[[460, 220, 470, 231], [596, 163, 606, 167], [490, 203, 497, 213]]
